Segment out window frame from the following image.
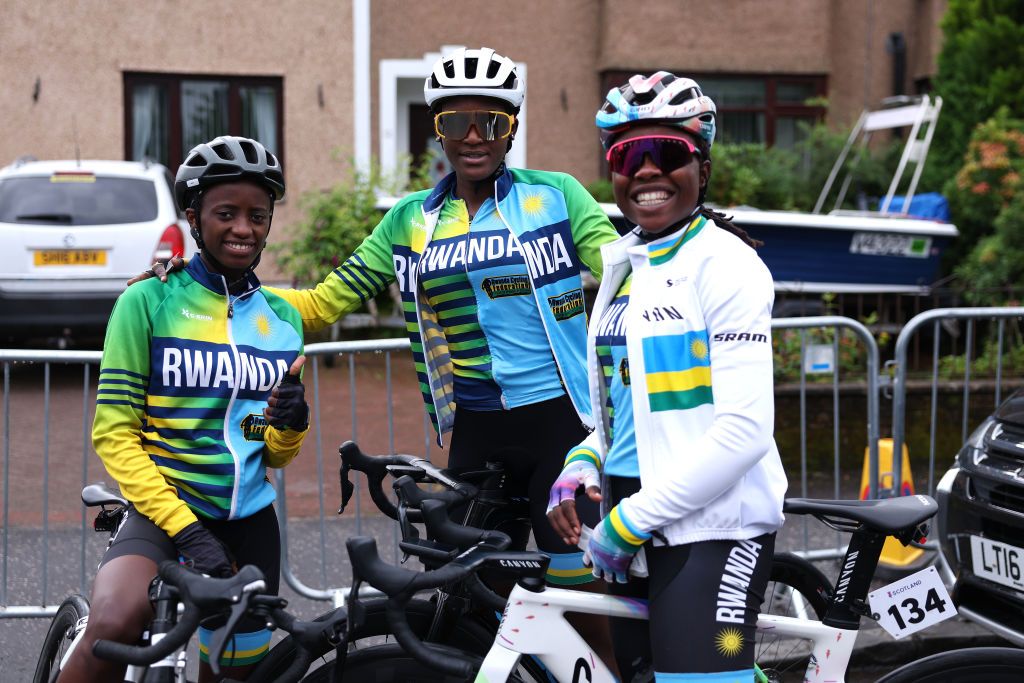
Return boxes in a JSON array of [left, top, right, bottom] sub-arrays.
[[123, 72, 284, 171], [598, 71, 826, 147]]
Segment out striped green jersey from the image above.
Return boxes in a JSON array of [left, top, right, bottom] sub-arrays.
[[92, 258, 306, 537]]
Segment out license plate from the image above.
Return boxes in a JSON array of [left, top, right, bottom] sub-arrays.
[[971, 535, 1024, 591], [34, 250, 107, 266], [849, 232, 931, 258]]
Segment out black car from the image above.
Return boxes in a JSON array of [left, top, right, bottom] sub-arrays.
[[937, 388, 1024, 646]]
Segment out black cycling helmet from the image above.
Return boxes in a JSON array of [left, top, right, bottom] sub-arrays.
[[174, 135, 285, 212]]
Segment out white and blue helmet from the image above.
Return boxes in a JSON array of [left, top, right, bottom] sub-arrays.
[[596, 71, 717, 150]]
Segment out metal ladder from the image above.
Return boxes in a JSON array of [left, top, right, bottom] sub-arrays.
[[813, 94, 943, 216]]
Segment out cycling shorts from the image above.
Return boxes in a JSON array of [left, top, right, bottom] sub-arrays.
[[101, 503, 281, 666], [606, 476, 775, 679], [447, 393, 598, 585]]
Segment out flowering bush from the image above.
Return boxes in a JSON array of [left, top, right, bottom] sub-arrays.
[[948, 110, 1024, 304]]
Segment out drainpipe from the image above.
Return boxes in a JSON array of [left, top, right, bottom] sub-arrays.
[[353, 0, 371, 173], [886, 32, 906, 96]]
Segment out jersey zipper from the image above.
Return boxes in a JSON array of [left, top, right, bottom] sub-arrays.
[[219, 274, 244, 519]]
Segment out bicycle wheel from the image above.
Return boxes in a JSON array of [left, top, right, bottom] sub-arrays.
[[32, 594, 90, 683], [250, 597, 495, 682], [755, 552, 832, 683], [303, 643, 533, 683], [875, 646, 1024, 683]]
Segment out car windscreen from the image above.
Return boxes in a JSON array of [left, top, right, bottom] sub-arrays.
[[0, 175, 158, 225]]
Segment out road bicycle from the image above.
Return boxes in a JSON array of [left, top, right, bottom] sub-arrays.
[[288, 442, 832, 682], [342, 492, 1024, 682], [31, 483, 420, 683]]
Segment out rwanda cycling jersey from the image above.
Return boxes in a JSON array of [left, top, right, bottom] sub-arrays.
[[271, 166, 619, 440], [420, 193, 563, 409], [595, 274, 638, 477], [576, 215, 787, 546], [92, 257, 306, 537]]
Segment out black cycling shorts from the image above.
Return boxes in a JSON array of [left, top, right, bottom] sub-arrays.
[[447, 394, 598, 585], [101, 503, 281, 663], [606, 476, 776, 678]]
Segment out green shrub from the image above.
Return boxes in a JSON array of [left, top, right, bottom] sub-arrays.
[[949, 111, 1024, 304], [272, 156, 432, 287]]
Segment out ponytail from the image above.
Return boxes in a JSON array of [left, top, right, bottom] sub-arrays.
[[700, 206, 763, 249]]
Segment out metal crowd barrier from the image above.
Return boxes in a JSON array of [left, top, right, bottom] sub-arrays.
[[771, 316, 881, 561], [1, 318, 878, 616], [890, 307, 1024, 498]]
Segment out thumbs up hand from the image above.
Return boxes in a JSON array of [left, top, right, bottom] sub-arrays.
[[264, 355, 308, 431]]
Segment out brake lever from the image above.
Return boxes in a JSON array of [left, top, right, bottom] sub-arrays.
[[207, 590, 255, 676], [339, 462, 355, 514]]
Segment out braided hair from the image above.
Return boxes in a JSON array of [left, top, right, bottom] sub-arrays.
[[700, 206, 763, 249], [693, 137, 762, 249]]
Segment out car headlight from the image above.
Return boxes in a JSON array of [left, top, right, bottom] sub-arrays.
[[957, 417, 994, 469]]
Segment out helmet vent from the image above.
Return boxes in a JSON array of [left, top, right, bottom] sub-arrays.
[[211, 143, 234, 161], [443, 61, 456, 79], [185, 153, 206, 167], [239, 141, 259, 164], [669, 87, 701, 106], [206, 163, 238, 177]]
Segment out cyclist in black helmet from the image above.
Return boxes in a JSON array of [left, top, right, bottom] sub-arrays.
[[60, 136, 308, 683]]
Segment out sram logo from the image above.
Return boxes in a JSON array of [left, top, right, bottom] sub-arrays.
[[712, 332, 768, 343]]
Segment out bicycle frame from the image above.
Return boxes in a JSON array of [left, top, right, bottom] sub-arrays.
[[476, 583, 859, 683]]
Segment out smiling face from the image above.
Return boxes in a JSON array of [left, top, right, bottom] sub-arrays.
[[611, 123, 711, 237], [436, 96, 517, 183], [186, 180, 272, 280]]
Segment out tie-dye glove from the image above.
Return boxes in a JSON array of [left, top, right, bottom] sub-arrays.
[[584, 504, 650, 583], [546, 448, 602, 514]]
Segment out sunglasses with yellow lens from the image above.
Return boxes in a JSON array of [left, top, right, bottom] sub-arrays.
[[433, 110, 516, 141]]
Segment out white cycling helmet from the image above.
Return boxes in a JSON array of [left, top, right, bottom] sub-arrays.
[[596, 71, 717, 150], [424, 47, 525, 108]]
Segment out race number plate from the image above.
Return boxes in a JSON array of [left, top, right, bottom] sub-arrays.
[[868, 566, 956, 639], [970, 535, 1024, 592]]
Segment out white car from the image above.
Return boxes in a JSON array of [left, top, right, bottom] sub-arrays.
[[0, 158, 196, 343]]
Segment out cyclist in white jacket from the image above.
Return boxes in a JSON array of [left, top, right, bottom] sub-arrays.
[[548, 72, 788, 682]]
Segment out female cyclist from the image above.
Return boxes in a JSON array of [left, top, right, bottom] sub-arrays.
[[60, 136, 309, 683], [548, 72, 788, 682]]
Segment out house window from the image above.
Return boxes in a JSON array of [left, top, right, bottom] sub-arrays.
[[599, 72, 825, 148], [124, 73, 283, 171]]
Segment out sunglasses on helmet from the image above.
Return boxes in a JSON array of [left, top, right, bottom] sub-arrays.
[[606, 135, 701, 177], [433, 110, 516, 142]]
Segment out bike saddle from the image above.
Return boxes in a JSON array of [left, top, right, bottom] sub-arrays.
[[784, 495, 937, 533], [82, 483, 127, 508]]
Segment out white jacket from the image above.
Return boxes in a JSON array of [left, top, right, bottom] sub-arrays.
[[582, 216, 787, 546]]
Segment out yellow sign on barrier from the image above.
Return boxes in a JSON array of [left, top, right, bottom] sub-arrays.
[[861, 438, 925, 569]]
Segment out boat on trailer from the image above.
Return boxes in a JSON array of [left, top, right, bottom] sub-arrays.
[[604, 94, 958, 295]]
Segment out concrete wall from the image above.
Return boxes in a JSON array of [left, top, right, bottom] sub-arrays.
[[0, 0, 355, 279]]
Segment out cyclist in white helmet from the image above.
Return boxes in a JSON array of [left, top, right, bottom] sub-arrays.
[[548, 71, 788, 682], [136, 46, 621, 665]]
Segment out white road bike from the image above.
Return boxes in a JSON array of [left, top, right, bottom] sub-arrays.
[[346, 494, 1024, 683]]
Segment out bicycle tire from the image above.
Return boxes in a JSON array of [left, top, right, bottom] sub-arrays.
[[32, 594, 90, 683], [755, 552, 833, 683], [875, 646, 1024, 683], [250, 597, 495, 682], [303, 643, 533, 683]]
